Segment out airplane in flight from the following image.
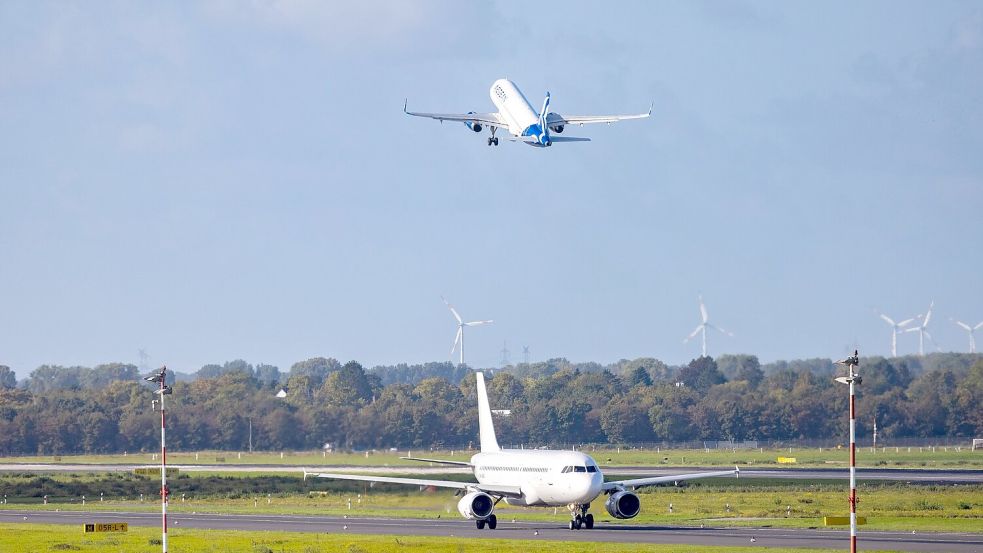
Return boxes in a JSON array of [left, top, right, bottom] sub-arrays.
[[403, 78, 652, 147], [306, 371, 738, 531]]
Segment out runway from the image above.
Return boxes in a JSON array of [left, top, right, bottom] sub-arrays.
[[1, 509, 980, 552], [2, 463, 982, 483]]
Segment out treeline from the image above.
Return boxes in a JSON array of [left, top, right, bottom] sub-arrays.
[[0, 354, 980, 456]]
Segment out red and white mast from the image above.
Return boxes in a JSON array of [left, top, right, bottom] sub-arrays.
[[835, 350, 860, 553], [146, 366, 172, 553]]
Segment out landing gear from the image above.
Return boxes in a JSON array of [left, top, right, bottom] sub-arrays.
[[476, 514, 497, 530], [568, 504, 593, 530], [487, 128, 499, 146], [476, 519, 485, 530]]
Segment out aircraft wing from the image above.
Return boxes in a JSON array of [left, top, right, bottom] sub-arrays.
[[546, 105, 652, 127], [306, 471, 523, 498], [602, 467, 739, 492], [403, 101, 508, 129]]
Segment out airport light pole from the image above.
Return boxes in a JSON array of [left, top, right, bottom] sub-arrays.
[[145, 366, 172, 553], [835, 350, 861, 553]]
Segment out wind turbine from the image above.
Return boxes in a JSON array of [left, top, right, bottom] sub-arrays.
[[951, 318, 983, 353], [905, 301, 939, 356], [876, 310, 917, 357], [442, 296, 493, 366], [682, 295, 732, 357]]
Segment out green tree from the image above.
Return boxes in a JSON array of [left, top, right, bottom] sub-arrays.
[[626, 366, 652, 387], [954, 360, 983, 435], [678, 357, 726, 391], [288, 357, 341, 388], [599, 395, 654, 443], [321, 361, 374, 407], [254, 364, 281, 388], [0, 366, 16, 389]]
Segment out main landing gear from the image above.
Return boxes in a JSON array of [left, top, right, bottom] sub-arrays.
[[487, 128, 499, 146], [475, 514, 498, 530], [568, 504, 594, 530]]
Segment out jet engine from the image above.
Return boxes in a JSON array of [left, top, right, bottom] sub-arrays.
[[549, 124, 564, 133], [604, 490, 641, 519], [458, 491, 494, 520], [465, 112, 483, 133]]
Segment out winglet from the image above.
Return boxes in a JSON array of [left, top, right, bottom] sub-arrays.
[[648, 101, 654, 116], [735, 466, 740, 479], [303, 469, 309, 481], [403, 98, 408, 114]]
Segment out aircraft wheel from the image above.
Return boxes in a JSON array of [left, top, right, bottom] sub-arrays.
[[476, 519, 485, 530], [568, 519, 576, 530], [493, 137, 499, 145], [487, 514, 497, 529], [487, 137, 493, 146], [584, 513, 594, 529]]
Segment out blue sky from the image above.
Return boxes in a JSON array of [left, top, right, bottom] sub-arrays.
[[1, 1, 981, 378]]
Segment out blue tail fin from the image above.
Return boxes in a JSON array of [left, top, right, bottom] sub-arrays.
[[539, 92, 550, 130]]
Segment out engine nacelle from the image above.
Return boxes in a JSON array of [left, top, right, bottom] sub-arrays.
[[465, 112, 483, 133], [550, 124, 564, 133], [458, 491, 494, 520], [605, 491, 640, 519]]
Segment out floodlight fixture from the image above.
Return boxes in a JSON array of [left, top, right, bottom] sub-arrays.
[[144, 366, 167, 384]]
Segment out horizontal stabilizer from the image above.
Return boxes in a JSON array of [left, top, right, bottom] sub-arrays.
[[508, 136, 591, 144], [400, 456, 472, 467], [549, 136, 591, 142]]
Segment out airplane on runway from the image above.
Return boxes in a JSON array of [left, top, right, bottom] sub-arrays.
[[403, 78, 652, 147], [306, 371, 738, 531]]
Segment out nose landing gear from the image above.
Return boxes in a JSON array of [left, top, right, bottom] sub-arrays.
[[568, 504, 594, 530], [487, 128, 499, 146]]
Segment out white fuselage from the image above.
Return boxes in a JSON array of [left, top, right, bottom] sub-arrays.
[[489, 79, 542, 139], [470, 449, 604, 507]]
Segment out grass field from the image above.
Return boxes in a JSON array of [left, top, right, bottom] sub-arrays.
[[2, 445, 981, 469], [2, 472, 980, 534], [0, 523, 887, 553]]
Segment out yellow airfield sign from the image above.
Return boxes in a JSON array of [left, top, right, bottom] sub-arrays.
[[777, 457, 797, 463], [824, 516, 867, 526], [83, 522, 128, 533]]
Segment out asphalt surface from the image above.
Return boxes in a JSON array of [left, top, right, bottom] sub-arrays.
[[2, 463, 982, 483], [1, 509, 981, 552]]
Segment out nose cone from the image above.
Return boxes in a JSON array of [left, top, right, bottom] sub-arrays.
[[575, 472, 604, 503], [590, 471, 603, 497]]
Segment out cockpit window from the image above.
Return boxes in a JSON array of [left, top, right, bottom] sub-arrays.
[[586, 465, 598, 473], [574, 466, 587, 473]]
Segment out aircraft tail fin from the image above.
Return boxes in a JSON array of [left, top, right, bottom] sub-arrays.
[[538, 92, 551, 142], [475, 371, 501, 452], [539, 92, 551, 128]]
